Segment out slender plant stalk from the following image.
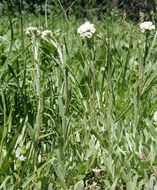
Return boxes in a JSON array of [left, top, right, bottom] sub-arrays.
[[57, 0, 69, 22], [90, 41, 96, 104], [87, 39, 96, 120], [63, 67, 68, 144], [106, 39, 114, 149], [0, 92, 7, 164], [45, 0, 48, 28], [57, 44, 69, 145], [134, 32, 149, 131], [146, 31, 157, 61], [140, 32, 149, 91], [91, 57, 96, 102], [33, 41, 43, 144]]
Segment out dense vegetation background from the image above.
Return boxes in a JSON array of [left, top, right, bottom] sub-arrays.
[[0, 0, 156, 20]]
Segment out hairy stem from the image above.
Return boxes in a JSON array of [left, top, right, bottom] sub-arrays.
[[33, 42, 43, 144]]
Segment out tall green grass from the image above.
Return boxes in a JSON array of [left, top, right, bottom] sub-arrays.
[[1, 9, 157, 190]]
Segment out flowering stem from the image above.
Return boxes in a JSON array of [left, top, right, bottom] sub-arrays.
[[0, 92, 7, 163], [57, 44, 69, 145], [140, 32, 149, 91], [45, 0, 48, 27], [91, 50, 96, 100], [143, 33, 149, 68], [63, 67, 68, 144], [135, 32, 149, 130], [87, 39, 96, 113], [146, 32, 157, 61], [107, 42, 114, 148], [33, 41, 43, 144]]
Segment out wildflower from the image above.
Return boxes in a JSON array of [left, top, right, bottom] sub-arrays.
[[25, 26, 41, 37], [139, 21, 155, 33], [77, 21, 96, 38], [41, 30, 53, 40], [139, 151, 146, 161], [92, 168, 105, 177], [17, 155, 26, 161], [153, 111, 157, 122], [41, 29, 58, 48], [151, 166, 157, 175]]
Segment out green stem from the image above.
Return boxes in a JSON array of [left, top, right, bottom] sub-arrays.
[[91, 50, 96, 102], [106, 40, 114, 149], [87, 39, 96, 115], [45, 0, 48, 27], [63, 67, 68, 144], [33, 42, 43, 144], [135, 32, 149, 131], [0, 92, 7, 164], [57, 44, 68, 145], [140, 32, 149, 91]]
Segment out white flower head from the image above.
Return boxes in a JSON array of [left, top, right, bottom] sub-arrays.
[[25, 27, 41, 37], [17, 155, 26, 161], [77, 21, 96, 38], [41, 30, 53, 40], [140, 21, 155, 33], [153, 111, 157, 122], [41, 30, 57, 48]]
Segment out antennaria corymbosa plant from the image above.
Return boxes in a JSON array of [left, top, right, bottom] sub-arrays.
[[26, 27, 43, 146]]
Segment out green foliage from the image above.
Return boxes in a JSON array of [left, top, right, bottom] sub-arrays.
[[1, 9, 157, 190], [1, 0, 156, 21]]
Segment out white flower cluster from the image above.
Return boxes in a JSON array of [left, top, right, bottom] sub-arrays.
[[25, 27, 41, 37], [17, 155, 26, 161], [41, 30, 58, 48], [140, 21, 155, 33], [77, 21, 96, 38], [41, 30, 53, 40], [153, 111, 157, 123]]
